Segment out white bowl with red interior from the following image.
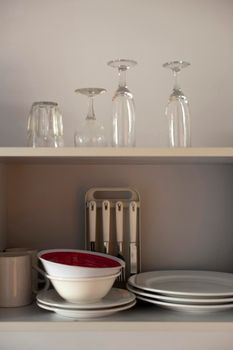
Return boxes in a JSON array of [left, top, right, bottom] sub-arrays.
[[38, 249, 125, 279]]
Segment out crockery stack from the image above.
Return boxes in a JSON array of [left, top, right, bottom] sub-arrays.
[[36, 249, 136, 319]]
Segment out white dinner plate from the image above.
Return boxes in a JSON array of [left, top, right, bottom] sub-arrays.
[[37, 300, 136, 319], [37, 288, 135, 310], [127, 283, 233, 304], [128, 271, 233, 297], [136, 296, 233, 313]]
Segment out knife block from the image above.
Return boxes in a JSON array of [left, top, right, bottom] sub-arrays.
[[85, 187, 141, 281]]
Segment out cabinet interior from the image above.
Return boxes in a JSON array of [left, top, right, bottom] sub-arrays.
[[0, 164, 6, 251], [1, 161, 232, 273]]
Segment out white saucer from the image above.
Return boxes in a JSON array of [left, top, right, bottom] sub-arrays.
[[37, 288, 135, 310], [136, 295, 233, 313], [127, 283, 233, 304], [37, 300, 136, 319], [128, 271, 233, 297]]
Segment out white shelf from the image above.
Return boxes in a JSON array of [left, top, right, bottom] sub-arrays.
[[0, 302, 233, 331], [0, 147, 233, 164]]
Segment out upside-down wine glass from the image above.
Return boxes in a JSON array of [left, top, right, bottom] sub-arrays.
[[74, 88, 107, 147], [163, 60, 191, 147], [108, 59, 137, 147]]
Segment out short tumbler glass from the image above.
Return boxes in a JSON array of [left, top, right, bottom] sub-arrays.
[[27, 101, 64, 147]]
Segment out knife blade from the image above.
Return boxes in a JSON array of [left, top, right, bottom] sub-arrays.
[[116, 201, 124, 259], [129, 201, 137, 274], [89, 201, 96, 251], [102, 200, 110, 254]]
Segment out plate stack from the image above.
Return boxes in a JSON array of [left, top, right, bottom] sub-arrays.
[[37, 288, 136, 319], [127, 270, 233, 313]]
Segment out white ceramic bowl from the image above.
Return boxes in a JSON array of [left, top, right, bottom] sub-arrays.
[[47, 272, 120, 303], [38, 249, 124, 279]]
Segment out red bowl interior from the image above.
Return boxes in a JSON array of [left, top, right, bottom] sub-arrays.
[[41, 251, 121, 268]]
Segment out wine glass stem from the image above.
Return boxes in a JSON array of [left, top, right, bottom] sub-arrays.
[[173, 71, 180, 91], [118, 68, 127, 88], [86, 96, 95, 120]]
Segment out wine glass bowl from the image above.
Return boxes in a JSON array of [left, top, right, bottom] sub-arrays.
[[74, 88, 107, 147], [163, 60, 191, 148], [108, 59, 137, 147]]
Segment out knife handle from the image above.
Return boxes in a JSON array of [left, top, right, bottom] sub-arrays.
[[116, 201, 123, 243], [102, 200, 110, 244], [129, 201, 137, 243], [89, 201, 96, 244]]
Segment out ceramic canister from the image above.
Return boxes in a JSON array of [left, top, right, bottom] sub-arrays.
[[0, 252, 32, 307]]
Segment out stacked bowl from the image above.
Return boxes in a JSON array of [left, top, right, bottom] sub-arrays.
[[38, 249, 124, 304]]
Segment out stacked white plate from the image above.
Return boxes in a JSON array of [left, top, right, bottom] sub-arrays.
[[37, 288, 136, 319], [127, 270, 233, 313]]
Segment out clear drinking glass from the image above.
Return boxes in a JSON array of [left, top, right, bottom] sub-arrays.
[[27, 101, 64, 147], [163, 61, 191, 147], [74, 88, 107, 147], [108, 59, 137, 147]]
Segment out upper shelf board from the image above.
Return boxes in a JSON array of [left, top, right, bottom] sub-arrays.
[[0, 147, 233, 164]]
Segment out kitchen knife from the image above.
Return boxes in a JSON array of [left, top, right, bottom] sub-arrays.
[[129, 201, 137, 274], [116, 201, 124, 258], [102, 200, 110, 254], [89, 201, 96, 251]]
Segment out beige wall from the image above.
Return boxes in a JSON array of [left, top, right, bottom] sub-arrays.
[[0, 0, 233, 147]]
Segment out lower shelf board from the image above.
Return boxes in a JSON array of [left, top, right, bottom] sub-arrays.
[[0, 301, 233, 331]]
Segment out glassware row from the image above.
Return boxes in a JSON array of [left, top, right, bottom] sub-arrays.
[[27, 59, 191, 148]]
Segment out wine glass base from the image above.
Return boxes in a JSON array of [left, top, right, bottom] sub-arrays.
[[107, 59, 137, 70], [75, 88, 106, 97], [163, 61, 190, 72]]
